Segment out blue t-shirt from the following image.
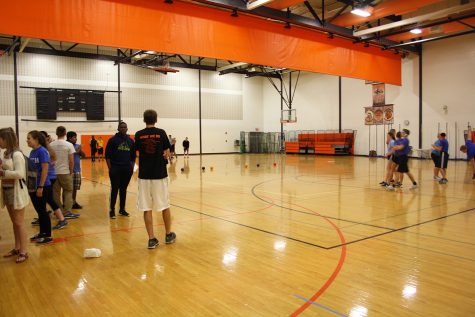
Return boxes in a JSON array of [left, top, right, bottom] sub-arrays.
[[73, 144, 81, 173], [29, 146, 51, 186], [387, 139, 396, 153], [432, 140, 441, 156], [439, 138, 449, 153], [395, 138, 410, 157], [48, 162, 57, 181], [466, 140, 475, 160]]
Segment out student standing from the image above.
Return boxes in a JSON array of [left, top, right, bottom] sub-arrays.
[[90, 135, 97, 162], [460, 126, 475, 181], [50, 126, 79, 219], [135, 110, 176, 249], [105, 122, 136, 219], [97, 136, 104, 161], [183, 137, 190, 158], [431, 133, 449, 184], [67, 131, 85, 209], [27, 131, 53, 244], [0, 128, 30, 262]]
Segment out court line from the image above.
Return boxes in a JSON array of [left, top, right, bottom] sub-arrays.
[[293, 295, 348, 317], [327, 207, 475, 249], [294, 175, 475, 202], [82, 176, 348, 316], [251, 180, 395, 231], [81, 177, 330, 249]]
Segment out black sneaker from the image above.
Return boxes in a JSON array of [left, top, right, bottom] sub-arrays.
[[119, 210, 129, 217], [31, 218, 40, 226], [379, 181, 386, 185], [64, 212, 80, 219], [109, 211, 116, 219], [36, 237, 53, 245], [52, 220, 68, 230], [72, 203, 83, 209], [165, 232, 176, 244], [148, 238, 159, 249], [30, 233, 45, 242]]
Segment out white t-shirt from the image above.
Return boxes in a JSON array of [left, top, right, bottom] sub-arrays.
[[50, 139, 75, 175]]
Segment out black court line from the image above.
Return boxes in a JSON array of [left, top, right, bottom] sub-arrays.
[[327, 207, 475, 249], [83, 177, 330, 249], [252, 178, 475, 249], [84, 177, 475, 251], [294, 175, 475, 202], [251, 179, 395, 231]]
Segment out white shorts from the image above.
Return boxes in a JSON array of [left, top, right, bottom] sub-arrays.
[[137, 178, 170, 212]]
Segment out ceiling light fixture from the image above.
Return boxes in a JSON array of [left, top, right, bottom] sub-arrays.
[[351, 6, 373, 17], [410, 28, 422, 34]]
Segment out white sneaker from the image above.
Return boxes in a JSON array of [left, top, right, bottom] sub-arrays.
[[385, 185, 395, 191], [433, 176, 441, 181], [410, 184, 418, 189]]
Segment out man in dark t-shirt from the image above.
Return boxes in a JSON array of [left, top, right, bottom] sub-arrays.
[[135, 109, 176, 249], [183, 137, 190, 158]]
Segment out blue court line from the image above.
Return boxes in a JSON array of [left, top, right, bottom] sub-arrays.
[[294, 295, 349, 317]]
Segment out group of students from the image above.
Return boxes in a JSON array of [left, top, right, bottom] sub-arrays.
[[380, 126, 475, 190], [0, 109, 178, 263], [0, 127, 83, 263], [101, 112, 176, 249], [167, 135, 190, 160]]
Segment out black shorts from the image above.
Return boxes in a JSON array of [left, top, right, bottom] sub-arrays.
[[391, 155, 399, 165], [431, 153, 440, 167], [437, 152, 449, 169], [170, 145, 175, 152], [396, 155, 409, 173], [98, 148, 103, 155]]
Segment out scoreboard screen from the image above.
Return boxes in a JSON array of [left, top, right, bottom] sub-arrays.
[[36, 88, 105, 120]]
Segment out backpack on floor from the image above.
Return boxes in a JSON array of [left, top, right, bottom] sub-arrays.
[[15, 151, 38, 193]]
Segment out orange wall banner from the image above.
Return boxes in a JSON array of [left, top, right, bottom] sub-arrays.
[[0, 0, 401, 85]]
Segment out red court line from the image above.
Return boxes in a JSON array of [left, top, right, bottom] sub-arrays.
[[284, 202, 347, 316]]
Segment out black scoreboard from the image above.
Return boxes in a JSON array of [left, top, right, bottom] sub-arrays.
[[36, 88, 105, 120]]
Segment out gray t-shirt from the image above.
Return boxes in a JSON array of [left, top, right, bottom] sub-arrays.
[[50, 139, 75, 175]]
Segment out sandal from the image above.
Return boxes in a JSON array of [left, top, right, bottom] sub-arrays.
[[3, 249, 19, 258], [16, 253, 28, 264]]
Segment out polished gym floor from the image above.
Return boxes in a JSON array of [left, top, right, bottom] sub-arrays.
[[0, 154, 474, 316]]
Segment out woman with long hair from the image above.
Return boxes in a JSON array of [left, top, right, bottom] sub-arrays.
[[0, 128, 30, 263], [380, 130, 396, 187], [27, 130, 54, 244]]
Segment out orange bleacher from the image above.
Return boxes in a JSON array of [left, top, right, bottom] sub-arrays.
[[285, 131, 355, 155]]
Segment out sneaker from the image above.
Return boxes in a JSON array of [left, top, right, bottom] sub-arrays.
[[30, 233, 45, 242], [410, 183, 418, 189], [64, 212, 80, 219], [31, 218, 40, 226], [148, 238, 159, 249], [119, 210, 129, 217], [439, 178, 448, 184], [72, 203, 83, 209], [52, 220, 68, 230], [394, 182, 402, 188], [385, 185, 395, 191], [36, 237, 53, 245], [380, 182, 388, 187], [379, 181, 386, 185], [434, 176, 441, 181], [109, 211, 116, 219], [165, 232, 176, 244]]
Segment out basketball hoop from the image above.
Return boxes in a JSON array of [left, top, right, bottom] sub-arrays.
[[281, 109, 297, 124]]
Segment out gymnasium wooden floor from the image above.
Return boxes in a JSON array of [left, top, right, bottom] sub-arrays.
[[1, 154, 474, 316]]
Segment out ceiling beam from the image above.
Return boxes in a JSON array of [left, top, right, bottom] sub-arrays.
[[354, 2, 475, 37], [361, 11, 475, 42], [217, 62, 249, 72], [386, 29, 475, 49]]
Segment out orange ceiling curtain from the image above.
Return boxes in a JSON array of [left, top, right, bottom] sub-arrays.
[[0, 0, 401, 85]]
